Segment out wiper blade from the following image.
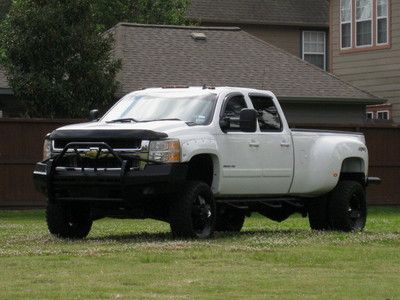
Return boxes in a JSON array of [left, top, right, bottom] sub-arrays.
[[141, 118, 182, 122], [106, 118, 139, 123], [141, 118, 198, 126]]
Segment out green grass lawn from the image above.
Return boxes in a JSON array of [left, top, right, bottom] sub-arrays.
[[0, 207, 399, 299]]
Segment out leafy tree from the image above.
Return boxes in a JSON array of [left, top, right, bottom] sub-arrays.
[[90, 0, 132, 32], [0, 0, 11, 21], [132, 0, 189, 25], [0, 0, 11, 61], [92, 0, 190, 32], [0, 0, 121, 118], [0, 0, 190, 118]]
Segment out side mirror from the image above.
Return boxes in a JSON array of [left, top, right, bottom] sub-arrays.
[[89, 109, 99, 121], [240, 109, 257, 132], [219, 117, 230, 132]]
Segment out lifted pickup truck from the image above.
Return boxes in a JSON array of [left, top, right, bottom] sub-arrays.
[[34, 86, 380, 239]]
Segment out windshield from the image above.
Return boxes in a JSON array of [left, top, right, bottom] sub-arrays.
[[102, 92, 217, 125]]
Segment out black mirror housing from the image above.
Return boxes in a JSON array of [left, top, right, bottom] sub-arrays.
[[219, 117, 230, 132], [240, 109, 257, 132], [89, 109, 99, 121]]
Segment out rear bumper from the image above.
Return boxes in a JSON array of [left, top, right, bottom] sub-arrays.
[[33, 160, 188, 203]]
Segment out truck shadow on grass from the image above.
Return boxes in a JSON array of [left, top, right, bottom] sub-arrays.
[[81, 229, 400, 250], [86, 229, 316, 243], [88, 231, 172, 242]]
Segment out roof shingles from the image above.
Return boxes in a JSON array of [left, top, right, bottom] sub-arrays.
[[113, 23, 381, 104], [187, 0, 329, 27]]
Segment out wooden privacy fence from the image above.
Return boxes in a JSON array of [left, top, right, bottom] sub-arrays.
[[0, 119, 78, 208], [0, 119, 399, 207]]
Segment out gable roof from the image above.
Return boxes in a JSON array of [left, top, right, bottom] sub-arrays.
[[111, 23, 382, 104], [187, 0, 329, 27]]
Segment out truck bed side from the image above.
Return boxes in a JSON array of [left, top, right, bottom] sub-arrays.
[[289, 129, 368, 197]]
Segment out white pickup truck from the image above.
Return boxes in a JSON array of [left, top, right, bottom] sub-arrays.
[[33, 86, 380, 239]]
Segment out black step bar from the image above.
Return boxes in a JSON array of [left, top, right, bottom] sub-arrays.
[[367, 177, 381, 186]]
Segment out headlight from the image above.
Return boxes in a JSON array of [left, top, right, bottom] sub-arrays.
[[149, 139, 180, 163], [43, 138, 52, 160]]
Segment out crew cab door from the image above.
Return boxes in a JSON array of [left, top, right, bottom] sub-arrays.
[[248, 93, 294, 194], [217, 93, 265, 195]]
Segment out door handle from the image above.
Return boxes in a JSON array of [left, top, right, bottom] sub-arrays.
[[280, 142, 290, 147], [249, 141, 260, 147]]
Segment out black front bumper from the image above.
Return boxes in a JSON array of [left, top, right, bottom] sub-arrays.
[[33, 142, 187, 203]]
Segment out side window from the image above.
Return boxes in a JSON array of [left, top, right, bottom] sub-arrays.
[[249, 95, 282, 131], [221, 95, 247, 131]]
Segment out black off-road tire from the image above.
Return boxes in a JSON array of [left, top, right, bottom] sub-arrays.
[[307, 196, 331, 230], [46, 202, 92, 239], [327, 180, 366, 232], [215, 206, 245, 232], [169, 181, 216, 239]]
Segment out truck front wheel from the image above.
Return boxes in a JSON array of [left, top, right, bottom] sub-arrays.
[[46, 202, 92, 239], [169, 181, 216, 239], [328, 180, 366, 232]]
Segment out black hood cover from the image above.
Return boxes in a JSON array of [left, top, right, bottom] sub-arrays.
[[50, 129, 168, 141]]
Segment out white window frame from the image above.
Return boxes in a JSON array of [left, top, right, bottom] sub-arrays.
[[377, 110, 390, 120], [355, 0, 373, 48], [302, 31, 326, 70], [366, 111, 374, 119], [376, 0, 389, 45], [340, 0, 353, 49]]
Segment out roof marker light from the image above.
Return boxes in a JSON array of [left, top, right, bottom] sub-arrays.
[[191, 32, 206, 40]]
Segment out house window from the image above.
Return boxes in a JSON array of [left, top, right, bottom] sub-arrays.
[[377, 110, 389, 120], [340, 0, 390, 50], [366, 111, 374, 119], [302, 31, 326, 70], [356, 0, 372, 46], [377, 0, 388, 44], [341, 0, 352, 48]]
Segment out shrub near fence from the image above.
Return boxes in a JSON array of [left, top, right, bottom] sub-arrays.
[[0, 119, 399, 207]]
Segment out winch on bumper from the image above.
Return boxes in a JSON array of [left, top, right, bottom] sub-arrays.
[[33, 142, 188, 203]]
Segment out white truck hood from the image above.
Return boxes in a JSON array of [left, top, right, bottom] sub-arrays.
[[54, 120, 194, 137]]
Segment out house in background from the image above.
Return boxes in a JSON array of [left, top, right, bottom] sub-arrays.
[[366, 103, 393, 120], [110, 23, 382, 125], [3, 0, 393, 124], [329, 0, 399, 122], [187, 0, 330, 71]]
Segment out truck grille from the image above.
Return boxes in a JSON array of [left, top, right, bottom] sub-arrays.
[[56, 154, 139, 169], [53, 139, 142, 150]]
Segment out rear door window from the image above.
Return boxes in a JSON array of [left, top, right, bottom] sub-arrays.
[[249, 95, 282, 131]]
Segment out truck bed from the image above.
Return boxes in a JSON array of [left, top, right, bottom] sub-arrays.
[[288, 129, 367, 196], [291, 128, 364, 135]]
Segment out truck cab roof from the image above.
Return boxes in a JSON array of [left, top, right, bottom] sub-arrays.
[[128, 86, 275, 98]]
